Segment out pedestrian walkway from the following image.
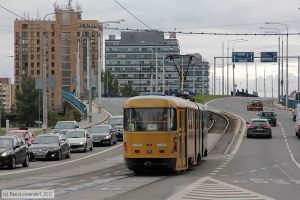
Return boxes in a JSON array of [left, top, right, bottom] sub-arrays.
[[78, 103, 110, 129]]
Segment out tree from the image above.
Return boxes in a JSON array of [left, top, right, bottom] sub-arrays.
[[15, 76, 41, 127], [103, 70, 120, 96], [120, 82, 139, 97]]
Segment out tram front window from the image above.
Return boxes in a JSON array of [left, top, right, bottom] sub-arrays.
[[124, 108, 177, 132]]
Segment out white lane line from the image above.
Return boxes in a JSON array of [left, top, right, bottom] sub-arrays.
[[272, 165, 278, 167], [78, 179, 86, 183], [60, 183, 71, 186], [279, 122, 300, 169], [248, 170, 256, 172], [114, 171, 122, 174], [92, 176, 99, 179], [231, 114, 246, 155], [275, 166, 295, 180], [261, 167, 269, 170], [0, 144, 123, 177]]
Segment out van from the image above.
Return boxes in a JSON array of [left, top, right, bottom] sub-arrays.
[[108, 115, 124, 140]]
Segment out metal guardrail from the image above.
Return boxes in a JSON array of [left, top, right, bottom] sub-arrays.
[[281, 96, 300, 108], [62, 91, 87, 119]]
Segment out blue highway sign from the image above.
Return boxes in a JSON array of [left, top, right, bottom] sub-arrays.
[[232, 52, 254, 62], [261, 52, 277, 62]]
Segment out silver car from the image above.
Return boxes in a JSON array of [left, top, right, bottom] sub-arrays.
[[109, 115, 124, 141], [65, 129, 93, 152], [51, 121, 80, 135], [89, 125, 117, 146]]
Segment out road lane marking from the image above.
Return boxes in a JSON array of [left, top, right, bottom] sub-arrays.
[[248, 169, 256, 172], [278, 122, 300, 169], [166, 176, 276, 200], [0, 144, 123, 177]]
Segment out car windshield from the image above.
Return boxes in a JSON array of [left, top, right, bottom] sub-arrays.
[[251, 121, 269, 126], [124, 108, 177, 132], [90, 126, 109, 134], [251, 100, 262, 104], [55, 122, 75, 129], [6, 132, 24, 138], [0, 138, 12, 148], [33, 136, 59, 144], [65, 131, 85, 138], [261, 112, 274, 117], [109, 118, 123, 125]]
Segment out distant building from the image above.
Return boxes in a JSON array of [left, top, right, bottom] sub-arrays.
[[0, 78, 15, 112], [14, 3, 103, 110], [105, 31, 210, 95]]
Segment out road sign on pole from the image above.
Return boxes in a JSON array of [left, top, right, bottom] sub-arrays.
[[261, 52, 277, 62], [232, 52, 254, 62]]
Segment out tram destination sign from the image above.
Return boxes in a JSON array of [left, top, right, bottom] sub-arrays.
[[261, 52, 277, 62], [232, 52, 254, 63]]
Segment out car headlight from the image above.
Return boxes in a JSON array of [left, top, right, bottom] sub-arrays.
[[1, 152, 7, 157], [80, 141, 84, 145], [105, 135, 111, 139]]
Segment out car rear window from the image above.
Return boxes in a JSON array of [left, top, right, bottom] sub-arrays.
[[251, 100, 262, 104], [251, 121, 268, 126], [261, 112, 274, 116]]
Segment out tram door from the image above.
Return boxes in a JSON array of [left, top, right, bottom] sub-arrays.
[[179, 109, 187, 168]]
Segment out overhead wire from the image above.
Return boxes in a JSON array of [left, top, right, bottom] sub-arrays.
[[113, 0, 152, 30]]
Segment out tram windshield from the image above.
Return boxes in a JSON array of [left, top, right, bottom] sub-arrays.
[[124, 108, 177, 132]]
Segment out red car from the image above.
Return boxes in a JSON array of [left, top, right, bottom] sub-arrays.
[[247, 99, 263, 111], [6, 130, 36, 145]]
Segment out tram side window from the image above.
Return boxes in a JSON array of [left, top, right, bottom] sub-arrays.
[[124, 108, 177, 132]]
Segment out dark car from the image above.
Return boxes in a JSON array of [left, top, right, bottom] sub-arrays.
[[247, 99, 263, 111], [6, 130, 36, 145], [28, 134, 71, 161], [51, 121, 80, 135], [0, 136, 29, 169], [247, 118, 272, 138], [257, 110, 277, 126], [109, 115, 124, 141], [89, 125, 117, 146]]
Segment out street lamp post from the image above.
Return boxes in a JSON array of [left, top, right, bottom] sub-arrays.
[[260, 27, 281, 101], [227, 39, 247, 95], [266, 22, 288, 108], [42, 12, 55, 133]]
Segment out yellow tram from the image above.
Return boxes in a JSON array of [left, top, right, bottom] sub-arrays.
[[123, 95, 209, 173]]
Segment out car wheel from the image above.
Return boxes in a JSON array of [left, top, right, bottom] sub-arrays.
[[298, 134, 300, 139], [247, 134, 250, 138], [269, 134, 272, 139], [65, 150, 71, 159], [90, 144, 93, 151], [57, 151, 62, 160], [22, 155, 29, 167], [9, 157, 16, 169], [83, 144, 87, 152]]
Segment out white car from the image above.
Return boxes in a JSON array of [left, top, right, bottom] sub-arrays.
[[293, 103, 300, 121], [65, 129, 93, 152]]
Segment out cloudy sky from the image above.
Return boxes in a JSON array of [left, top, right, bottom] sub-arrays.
[[1, 0, 300, 97]]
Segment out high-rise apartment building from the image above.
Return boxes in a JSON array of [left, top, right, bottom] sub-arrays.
[[105, 31, 210, 95], [14, 3, 102, 110], [0, 78, 15, 112]]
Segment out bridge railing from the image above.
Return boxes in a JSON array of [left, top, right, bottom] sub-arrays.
[[281, 96, 300, 108], [62, 91, 87, 119]]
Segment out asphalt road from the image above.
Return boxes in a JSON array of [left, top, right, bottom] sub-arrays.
[[3, 97, 295, 200], [202, 97, 300, 200]]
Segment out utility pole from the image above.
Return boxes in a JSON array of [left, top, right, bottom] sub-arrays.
[[222, 42, 224, 95], [255, 62, 258, 93], [246, 62, 248, 93], [76, 40, 80, 98], [155, 48, 158, 93], [42, 32, 48, 133], [233, 64, 236, 96], [97, 32, 102, 110], [193, 65, 195, 93], [264, 67, 266, 97], [86, 36, 92, 123], [213, 57, 216, 95]]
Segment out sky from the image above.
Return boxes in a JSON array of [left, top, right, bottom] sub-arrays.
[[1, 0, 300, 97]]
